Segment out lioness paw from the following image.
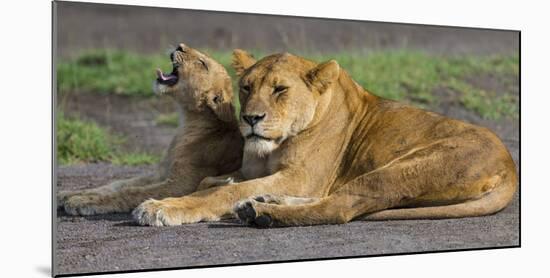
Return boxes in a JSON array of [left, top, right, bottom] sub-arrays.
[[234, 199, 273, 228], [132, 199, 215, 226], [132, 199, 180, 226]]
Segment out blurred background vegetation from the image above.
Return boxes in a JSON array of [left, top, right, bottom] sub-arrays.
[[58, 49, 519, 115]]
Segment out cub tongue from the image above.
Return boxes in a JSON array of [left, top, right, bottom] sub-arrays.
[[156, 68, 176, 81]]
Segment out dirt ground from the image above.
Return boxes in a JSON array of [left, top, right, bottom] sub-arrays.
[[54, 2, 519, 276]]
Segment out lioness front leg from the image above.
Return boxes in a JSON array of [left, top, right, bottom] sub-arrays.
[[233, 193, 382, 227], [133, 170, 309, 226]]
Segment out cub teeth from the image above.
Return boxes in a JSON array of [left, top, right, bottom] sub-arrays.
[[156, 68, 164, 80]]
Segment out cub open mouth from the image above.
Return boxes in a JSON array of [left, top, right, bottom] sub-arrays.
[[156, 66, 179, 86]]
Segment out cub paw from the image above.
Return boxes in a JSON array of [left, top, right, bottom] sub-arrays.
[[63, 194, 111, 216], [234, 199, 273, 228], [197, 176, 235, 191], [56, 190, 75, 209]]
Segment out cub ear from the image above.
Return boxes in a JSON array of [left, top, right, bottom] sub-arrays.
[[305, 60, 340, 93], [207, 90, 236, 123], [232, 49, 256, 76]]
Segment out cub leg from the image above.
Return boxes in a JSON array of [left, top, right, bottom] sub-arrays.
[[57, 138, 177, 210], [57, 174, 162, 209], [63, 179, 193, 216]]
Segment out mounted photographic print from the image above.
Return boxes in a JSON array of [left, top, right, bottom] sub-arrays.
[[53, 1, 520, 276]]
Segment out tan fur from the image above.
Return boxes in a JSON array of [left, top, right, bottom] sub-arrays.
[[133, 50, 517, 227], [57, 43, 243, 216]]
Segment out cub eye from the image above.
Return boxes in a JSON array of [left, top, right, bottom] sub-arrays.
[[199, 59, 208, 70], [213, 95, 221, 104], [273, 85, 288, 95], [241, 85, 251, 94]]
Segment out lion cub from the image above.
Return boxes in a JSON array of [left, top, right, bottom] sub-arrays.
[[57, 43, 243, 215]]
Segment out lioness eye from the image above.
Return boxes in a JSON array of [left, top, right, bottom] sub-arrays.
[[273, 85, 288, 95], [241, 85, 250, 94], [199, 59, 208, 70]]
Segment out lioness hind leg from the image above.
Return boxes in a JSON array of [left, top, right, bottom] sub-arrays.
[[233, 195, 319, 225], [235, 141, 492, 227], [234, 193, 385, 227]]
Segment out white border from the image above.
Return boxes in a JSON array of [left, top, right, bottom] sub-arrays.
[[2, 0, 548, 277]]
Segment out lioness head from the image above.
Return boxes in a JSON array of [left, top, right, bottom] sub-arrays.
[[232, 50, 340, 156], [154, 43, 235, 122]]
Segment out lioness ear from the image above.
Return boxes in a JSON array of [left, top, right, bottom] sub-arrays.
[[306, 60, 340, 93], [232, 49, 256, 76]]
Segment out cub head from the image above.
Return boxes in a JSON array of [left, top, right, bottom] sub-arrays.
[[232, 49, 340, 156], [154, 43, 235, 122]]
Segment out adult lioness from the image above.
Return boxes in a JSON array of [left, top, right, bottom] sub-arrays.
[[57, 43, 243, 215], [133, 50, 517, 227]]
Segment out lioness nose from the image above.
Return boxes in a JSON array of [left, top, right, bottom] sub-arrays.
[[242, 113, 266, 126]]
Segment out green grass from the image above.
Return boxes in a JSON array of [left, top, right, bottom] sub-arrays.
[[57, 112, 160, 165], [155, 112, 179, 127], [309, 51, 518, 115], [57, 50, 169, 96], [56, 49, 518, 165], [112, 153, 160, 166], [447, 78, 519, 120], [57, 49, 519, 119], [57, 111, 113, 164]]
